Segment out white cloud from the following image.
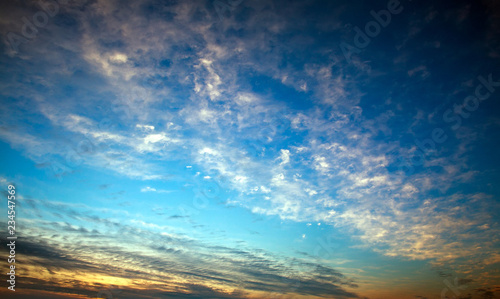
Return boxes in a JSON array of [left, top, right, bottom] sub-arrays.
[[278, 149, 290, 165], [141, 186, 157, 192], [136, 124, 155, 131], [109, 53, 128, 64], [141, 186, 173, 194]]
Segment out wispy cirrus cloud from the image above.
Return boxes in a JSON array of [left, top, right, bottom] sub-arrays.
[[0, 196, 362, 299]]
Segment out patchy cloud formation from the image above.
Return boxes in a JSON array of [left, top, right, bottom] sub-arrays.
[[0, 0, 499, 298]]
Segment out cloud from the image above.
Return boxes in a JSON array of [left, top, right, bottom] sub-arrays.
[[0, 197, 362, 299], [278, 149, 290, 165], [141, 186, 157, 192]]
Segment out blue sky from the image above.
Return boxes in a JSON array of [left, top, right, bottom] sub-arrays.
[[0, 0, 499, 298]]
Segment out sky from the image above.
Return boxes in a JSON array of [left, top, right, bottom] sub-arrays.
[[0, 0, 499, 298]]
